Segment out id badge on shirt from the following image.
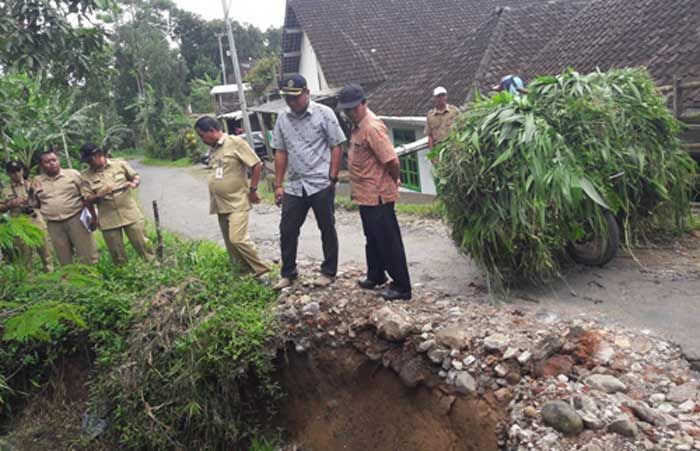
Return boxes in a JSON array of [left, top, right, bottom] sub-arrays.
[[215, 158, 224, 179]]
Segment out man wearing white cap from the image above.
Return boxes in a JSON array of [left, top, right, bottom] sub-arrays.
[[425, 86, 460, 149]]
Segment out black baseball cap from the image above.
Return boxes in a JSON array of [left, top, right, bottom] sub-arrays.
[[5, 160, 24, 173], [279, 74, 308, 96], [337, 84, 366, 109], [80, 143, 103, 162]]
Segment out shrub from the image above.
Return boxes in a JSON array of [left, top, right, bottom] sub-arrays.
[[0, 231, 280, 449], [432, 68, 696, 288]]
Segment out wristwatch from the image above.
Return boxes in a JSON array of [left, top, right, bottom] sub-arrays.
[[329, 175, 339, 184], [249, 186, 258, 193]]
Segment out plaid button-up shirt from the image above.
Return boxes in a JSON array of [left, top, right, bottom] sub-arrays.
[[271, 101, 347, 196]]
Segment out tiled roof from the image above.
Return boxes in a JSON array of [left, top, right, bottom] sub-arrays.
[[283, 0, 700, 117], [531, 0, 700, 87], [367, 1, 586, 117]]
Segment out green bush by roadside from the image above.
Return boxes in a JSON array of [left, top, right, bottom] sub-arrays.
[[432, 68, 696, 289], [0, 229, 280, 449]]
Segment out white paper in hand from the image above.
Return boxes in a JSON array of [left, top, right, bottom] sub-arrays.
[[80, 207, 97, 232]]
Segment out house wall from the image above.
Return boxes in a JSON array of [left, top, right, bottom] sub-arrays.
[[299, 32, 328, 92]]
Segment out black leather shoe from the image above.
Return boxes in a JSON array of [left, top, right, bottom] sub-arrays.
[[358, 278, 387, 289], [379, 287, 412, 301]]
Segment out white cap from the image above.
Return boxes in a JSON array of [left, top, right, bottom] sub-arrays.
[[433, 86, 447, 96]]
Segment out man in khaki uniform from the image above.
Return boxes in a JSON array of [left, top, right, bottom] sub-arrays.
[[80, 143, 153, 265], [0, 160, 53, 272], [194, 116, 271, 277], [425, 86, 461, 149], [32, 150, 98, 266]]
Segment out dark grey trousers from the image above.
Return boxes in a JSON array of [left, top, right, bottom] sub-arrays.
[[359, 202, 411, 293], [280, 186, 338, 279]]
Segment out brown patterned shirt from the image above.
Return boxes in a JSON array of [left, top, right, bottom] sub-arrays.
[[348, 110, 400, 206]]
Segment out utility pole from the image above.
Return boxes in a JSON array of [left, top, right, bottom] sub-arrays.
[[220, 0, 255, 150], [216, 34, 228, 85]]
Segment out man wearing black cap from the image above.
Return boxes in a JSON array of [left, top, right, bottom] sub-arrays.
[[0, 160, 53, 272], [337, 84, 412, 301], [271, 74, 347, 290], [80, 143, 153, 265]]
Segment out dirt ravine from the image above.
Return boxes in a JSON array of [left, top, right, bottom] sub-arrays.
[[133, 161, 700, 364]]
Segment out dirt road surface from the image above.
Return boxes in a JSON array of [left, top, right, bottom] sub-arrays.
[[134, 161, 700, 365]]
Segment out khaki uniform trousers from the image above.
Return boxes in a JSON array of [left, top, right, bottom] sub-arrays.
[[217, 210, 270, 275], [101, 220, 153, 265], [15, 215, 53, 272], [47, 213, 98, 266]]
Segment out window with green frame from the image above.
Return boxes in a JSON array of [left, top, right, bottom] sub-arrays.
[[393, 128, 421, 191]]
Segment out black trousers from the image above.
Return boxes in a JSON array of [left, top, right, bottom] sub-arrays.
[[359, 202, 411, 293], [280, 186, 338, 279]]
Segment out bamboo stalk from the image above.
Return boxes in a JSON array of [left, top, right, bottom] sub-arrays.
[[60, 129, 73, 169], [152, 200, 164, 261]]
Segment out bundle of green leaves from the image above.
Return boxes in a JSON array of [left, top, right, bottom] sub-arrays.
[[0, 231, 279, 449], [432, 68, 696, 288]]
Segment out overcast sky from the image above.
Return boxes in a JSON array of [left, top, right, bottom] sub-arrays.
[[174, 0, 286, 30]]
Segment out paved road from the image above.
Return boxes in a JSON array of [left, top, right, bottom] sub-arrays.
[[134, 161, 700, 364]]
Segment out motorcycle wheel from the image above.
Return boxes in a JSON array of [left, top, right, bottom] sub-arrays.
[[566, 211, 620, 267]]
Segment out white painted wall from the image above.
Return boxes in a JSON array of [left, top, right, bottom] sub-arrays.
[[417, 148, 437, 195], [382, 120, 437, 196], [298, 32, 328, 92]]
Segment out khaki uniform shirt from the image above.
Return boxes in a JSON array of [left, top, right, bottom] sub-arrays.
[[208, 134, 261, 214], [425, 104, 460, 144], [34, 169, 84, 221], [0, 180, 47, 228], [81, 158, 143, 230], [349, 110, 399, 206]]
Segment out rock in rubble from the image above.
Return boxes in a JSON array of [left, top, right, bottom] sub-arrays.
[[532, 335, 564, 362], [370, 306, 415, 341], [628, 402, 667, 426], [595, 342, 615, 363], [463, 355, 476, 366], [534, 354, 574, 379], [585, 374, 627, 393], [417, 339, 435, 353], [667, 382, 699, 404], [580, 411, 605, 430], [399, 358, 425, 388], [541, 401, 584, 436], [678, 400, 696, 413], [607, 417, 638, 437], [494, 364, 508, 378], [454, 371, 477, 396], [301, 302, 320, 317], [435, 327, 470, 350], [428, 348, 449, 364], [503, 347, 519, 360], [573, 395, 599, 413], [517, 350, 532, 364], [483, 333, 509, 353]]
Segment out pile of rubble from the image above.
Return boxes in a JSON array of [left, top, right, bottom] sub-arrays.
[[274, 263, 700, 450]]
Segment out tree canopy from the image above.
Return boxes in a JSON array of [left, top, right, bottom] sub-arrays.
[[0, 0, 282, 165]]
